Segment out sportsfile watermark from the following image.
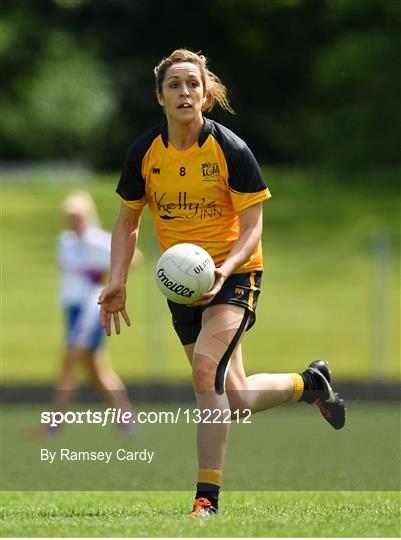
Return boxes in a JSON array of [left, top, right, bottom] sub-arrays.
[[41, 407, 252, 428], [2, 400, 400, 491]]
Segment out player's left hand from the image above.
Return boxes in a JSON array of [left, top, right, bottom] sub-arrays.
[[189, 268, 227, 306]]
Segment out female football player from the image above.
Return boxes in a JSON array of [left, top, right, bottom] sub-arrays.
[[48, 191, 141, 434], [98, 49, 345, 514]]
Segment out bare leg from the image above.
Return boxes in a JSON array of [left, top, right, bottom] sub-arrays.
[[83, 349, 133, 412], [185, 341, 231, 471], [34, 346, 86, 436], [194, 359, 231, 471], [189, 305, 245, 471], [184, 325, 296, 420], [51, 346, 81, 412], [225, 344, 295, 414], [183, 304, 299, 511]]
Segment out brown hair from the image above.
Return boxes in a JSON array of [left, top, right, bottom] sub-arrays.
[[154, 49, 234, 114]]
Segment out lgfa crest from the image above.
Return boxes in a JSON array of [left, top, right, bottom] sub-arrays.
[[201, 162, 220, 180]]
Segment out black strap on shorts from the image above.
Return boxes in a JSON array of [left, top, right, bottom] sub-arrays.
[[214, 310, 250, 395]]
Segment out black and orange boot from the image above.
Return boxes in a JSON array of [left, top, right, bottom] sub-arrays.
[[191, 497, 218, 516], [301, 360, 346, 430]]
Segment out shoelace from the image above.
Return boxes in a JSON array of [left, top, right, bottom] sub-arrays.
[[191, 497, 212, 514]]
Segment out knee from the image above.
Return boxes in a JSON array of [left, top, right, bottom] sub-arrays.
[[192, 354, 216, 392]]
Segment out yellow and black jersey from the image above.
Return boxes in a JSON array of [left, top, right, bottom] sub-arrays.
[[117, 118, 271, 273]]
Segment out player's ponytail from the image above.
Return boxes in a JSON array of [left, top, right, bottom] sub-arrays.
[[154, 49, 234, 114]]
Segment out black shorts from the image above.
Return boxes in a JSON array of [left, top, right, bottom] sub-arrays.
[[167, 271, 262, 345]]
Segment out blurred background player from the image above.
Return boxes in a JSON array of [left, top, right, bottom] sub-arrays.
[[48, 190, 142, 434]]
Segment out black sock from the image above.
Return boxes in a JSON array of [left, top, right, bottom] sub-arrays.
[[299, 369, 325, 403], [196, 482, 220, 509]]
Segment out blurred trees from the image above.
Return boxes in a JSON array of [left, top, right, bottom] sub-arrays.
[[1, 0, 399, 172], [296, 1, 400, 170]]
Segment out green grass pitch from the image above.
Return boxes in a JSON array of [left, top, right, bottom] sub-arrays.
[[3, 168, 400, 384], [1, 403, 400, 536], [1, 490, 399, 537], [1, 168, 400, 537]]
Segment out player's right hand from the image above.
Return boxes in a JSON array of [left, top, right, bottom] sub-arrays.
[[189, 268, 227, 306], [98, 283, 131, 336]]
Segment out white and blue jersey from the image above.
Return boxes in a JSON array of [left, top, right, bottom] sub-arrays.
[[58, 225, 111, 351]]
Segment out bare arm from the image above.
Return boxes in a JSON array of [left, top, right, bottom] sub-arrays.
[[109, 203, 142, 285], [98, 203, 142, 335], [192, 202, 263, 305]]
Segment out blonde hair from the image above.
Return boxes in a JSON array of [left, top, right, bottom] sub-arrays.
[[154, 49, 234, 114], [62, 191, 100, 225]]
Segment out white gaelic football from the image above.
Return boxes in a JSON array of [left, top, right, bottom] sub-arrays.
[[155, 243, 216, 304]]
